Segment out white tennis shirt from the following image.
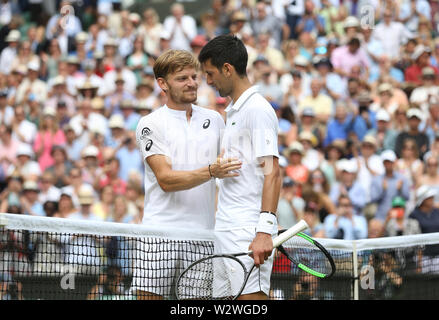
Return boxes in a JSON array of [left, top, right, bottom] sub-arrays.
[[136, 104, 225, 230], [216, 86, 280, 231]]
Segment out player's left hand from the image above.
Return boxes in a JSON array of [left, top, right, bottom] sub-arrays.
[[249, 233, 273, 267]]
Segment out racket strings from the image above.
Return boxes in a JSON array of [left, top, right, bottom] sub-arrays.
[[282, 236, 333, 275], [176, 256, 246, 300]]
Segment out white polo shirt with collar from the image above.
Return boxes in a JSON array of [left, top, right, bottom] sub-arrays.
[[136, 104, 225, 230], [216, 86, 280, 231]]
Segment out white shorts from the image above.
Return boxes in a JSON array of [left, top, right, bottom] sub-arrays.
[[213, 227, 276, 296], [130, 238, 212, 298]]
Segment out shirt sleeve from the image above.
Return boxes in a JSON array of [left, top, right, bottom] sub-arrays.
[[248, 104, 280, 159], [135, 116, 170, 161]]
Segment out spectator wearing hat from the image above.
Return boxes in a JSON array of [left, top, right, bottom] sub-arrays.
[[68, 184, 101, 221], [81, 145, 103, 187], [298, 78, 333, 125], [410, 186, 439, 234], [20, 180, 45, 216], [296, 107, 323, 147], [394, 108, 429, 159], [9, 143, 41, 181], [277, 176, 306, 230], [324, 194, 368, 240], [370, 150, 411, 222], [372, 8, 414, 61], [163, 3, 197, 51], [103, 56, 137, 95], [330, 37, 370, 78], [405, 44, 439, 85], [78, 59, 106, 96], [369, 83, 398, 116], [329, 159, 367, 216], [106, 114, 126, 149], [46, 76, 76, 117], [53, 186, 79, 219], [0, 29, 20, 75], [15, 60, 48, 105], [409, 67, 439, 111], [323, 101, 353, 147], [190, 35, 208, 57], [366, 109, 398, 153], [70, 98, 108, 144], [229, 10, 253, 40], [384, 196, 420, 237], [284, 141, 309, 187], [136, 78, 159, 111], [299, 131, 320, 172], [104, 73, 136, 117]]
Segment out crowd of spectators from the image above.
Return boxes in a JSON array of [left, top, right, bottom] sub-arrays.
[[0, 0, 439, 246]]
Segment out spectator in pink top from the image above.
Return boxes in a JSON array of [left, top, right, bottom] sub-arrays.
[[331, 37, 370, 78], [33, 107, 66, 172]]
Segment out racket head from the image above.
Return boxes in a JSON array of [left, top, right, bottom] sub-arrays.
[[277, 231, 336, 279], [175, 254, 250, 300]]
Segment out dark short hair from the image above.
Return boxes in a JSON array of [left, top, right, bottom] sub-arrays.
[[198, 35, 248, 76]]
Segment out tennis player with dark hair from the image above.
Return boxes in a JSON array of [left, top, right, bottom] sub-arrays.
[[132, 49, 242, 299], [199, 35, 282, 300]]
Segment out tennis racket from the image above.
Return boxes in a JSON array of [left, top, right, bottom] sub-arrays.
[[276, 230, 336, 279], [175, 220, 309, 300]]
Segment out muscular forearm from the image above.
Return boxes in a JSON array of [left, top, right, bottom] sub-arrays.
[[158, 167, 211, 192], [260, 164, 281, 213]]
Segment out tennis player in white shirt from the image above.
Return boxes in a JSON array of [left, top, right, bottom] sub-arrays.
[[199, 35, 282, 300], [132, 49, 242, 299]]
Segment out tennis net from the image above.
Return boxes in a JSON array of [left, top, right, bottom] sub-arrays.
[[1, 213, 439, 300]]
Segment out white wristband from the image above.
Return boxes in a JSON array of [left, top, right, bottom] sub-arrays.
[[256, 212, 278, 235]]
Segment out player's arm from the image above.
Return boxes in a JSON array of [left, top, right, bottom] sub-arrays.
[[147, 154, 242, 192], [247, 104, 282, 267], [249, 156, 282, 267]]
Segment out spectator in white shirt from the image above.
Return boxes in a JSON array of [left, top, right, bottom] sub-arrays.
[[163, 3, 197, 51], [0, 29, 20, 75], [372, 8, 414, 61]]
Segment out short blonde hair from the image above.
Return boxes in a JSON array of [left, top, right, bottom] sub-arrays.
[[153, 49, 200, 80]]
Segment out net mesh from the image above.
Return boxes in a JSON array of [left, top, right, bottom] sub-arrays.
[[1, 213, 439, 300]]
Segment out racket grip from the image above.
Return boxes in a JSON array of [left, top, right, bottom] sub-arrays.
[[272, 220, 309, 248]]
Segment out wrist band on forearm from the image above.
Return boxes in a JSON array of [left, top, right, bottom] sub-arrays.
[[208, 164, 214, 178], [256, 211, 278, 234]]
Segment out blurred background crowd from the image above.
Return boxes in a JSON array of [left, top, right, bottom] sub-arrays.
[[0, 0, 439, 242]]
